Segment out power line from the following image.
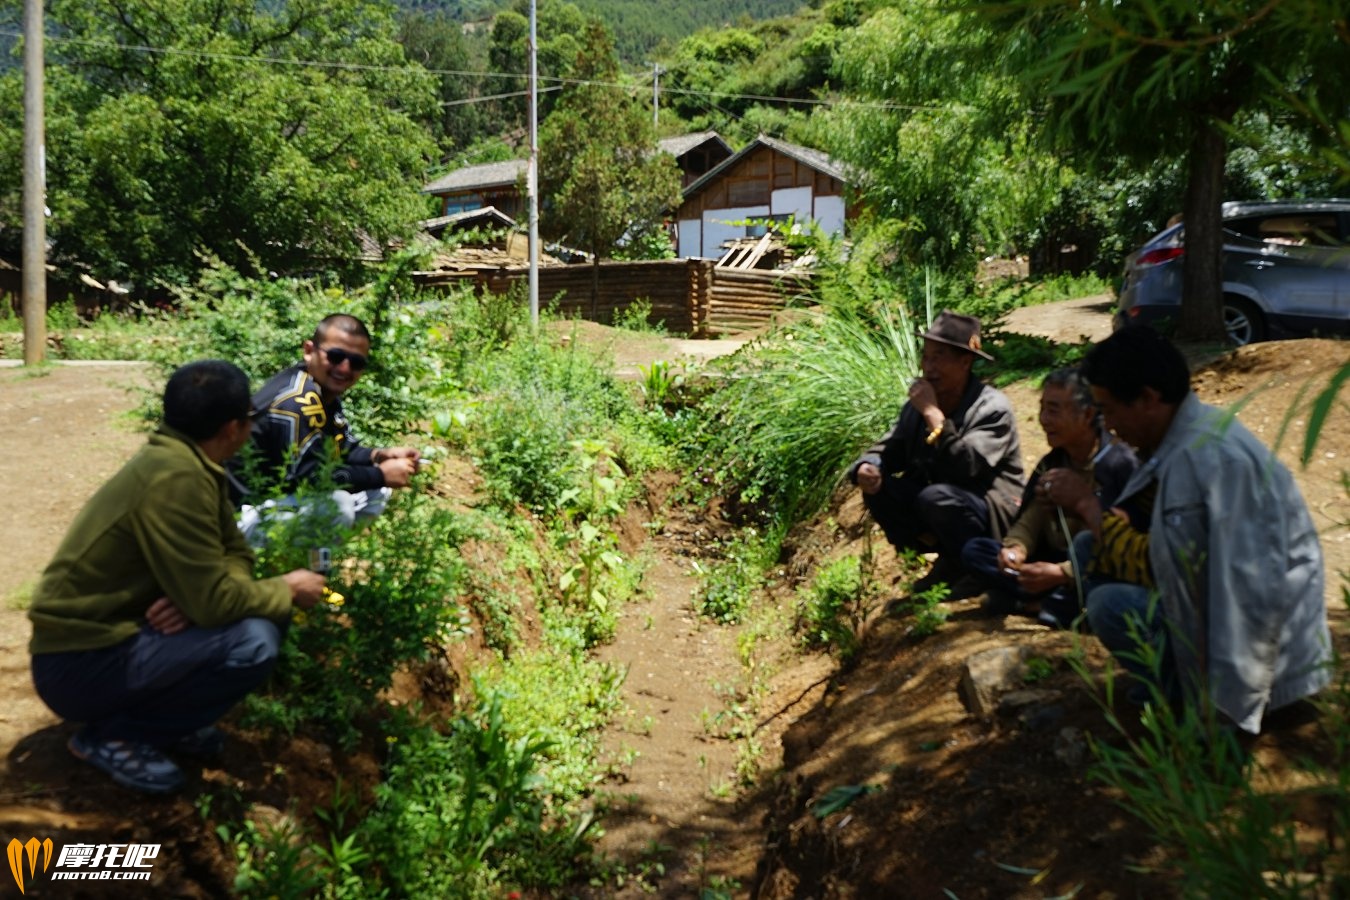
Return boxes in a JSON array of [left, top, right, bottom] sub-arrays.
[[0, 27, 946, 114], [440, 85, 560, 107]]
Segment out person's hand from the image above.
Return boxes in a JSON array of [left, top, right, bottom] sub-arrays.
[[375, 446, 421, 488], [377, 456, 419, 488], [1039, 468, 1093, 513], [146, 596, 191, 635], [283, 569, 328, 611], [856, 462, 883, 495], [378, 446, 421, 464], [907, 378, 943, 430], [1017, 561, 1069, 594], [998, 545, 1024, 575]]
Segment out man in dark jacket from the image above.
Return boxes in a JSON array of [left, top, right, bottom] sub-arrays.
[[228, 313, 421, 543], [848, 310, 1025, 596], [30, 360, 327, 794]]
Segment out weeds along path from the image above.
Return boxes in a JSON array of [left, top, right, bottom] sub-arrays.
[[586, 494, 761, 896]]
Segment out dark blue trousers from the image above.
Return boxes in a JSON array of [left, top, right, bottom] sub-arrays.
[[961, 536, 1076, 608], [863, 476, 989, 562], [32, 618, 282, 747]]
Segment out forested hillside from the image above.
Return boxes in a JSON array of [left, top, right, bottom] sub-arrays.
[[1, 0, 1345, 325], [395, 0, 807, 59]]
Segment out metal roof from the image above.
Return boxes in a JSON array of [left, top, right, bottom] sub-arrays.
[[681, 134, 851, 200], [419, 207, 518, 233], [423, 159, 527, 194], [657, 131, 731, 159]]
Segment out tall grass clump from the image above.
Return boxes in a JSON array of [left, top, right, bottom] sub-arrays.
[[1074, 643, 1349, 896], [694, 303, 920, 534]]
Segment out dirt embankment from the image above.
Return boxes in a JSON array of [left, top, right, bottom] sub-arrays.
[[0, 314, 1345, 898]]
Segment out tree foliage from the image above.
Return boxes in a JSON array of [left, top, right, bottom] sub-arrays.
[[538, 22, 682, 308], [817, 1, 1052, 272], [988, 0, 1340, 340], [0, 0, 438, 289]]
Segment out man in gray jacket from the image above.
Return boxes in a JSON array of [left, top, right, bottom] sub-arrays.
[[849, 311, 1024, 596], [1072, 327, 1330, 733]]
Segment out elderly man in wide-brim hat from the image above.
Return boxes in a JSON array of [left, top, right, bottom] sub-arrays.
[[847, 310, 1025, 597]]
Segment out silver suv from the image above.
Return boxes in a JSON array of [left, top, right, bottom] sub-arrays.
[[1114, 199, 1350, 345]]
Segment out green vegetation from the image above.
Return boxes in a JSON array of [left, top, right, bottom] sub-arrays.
[[75, 266, 670, 896], [2, 0, 1345, 892], [539, 22, 684, 304], [0, 1, 436, 289], [795, 551, 880, 659]]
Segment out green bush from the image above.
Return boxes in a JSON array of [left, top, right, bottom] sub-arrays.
[[696, 530, 774, 625], [244, 489, 469, 747], [797, 555, 866, 657], [364, 691, 590, 898]]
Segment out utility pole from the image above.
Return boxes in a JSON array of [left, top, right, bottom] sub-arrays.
[[527, 0, 539, 330], [651, 63, 658, 130], [22, 0, 46, 366]]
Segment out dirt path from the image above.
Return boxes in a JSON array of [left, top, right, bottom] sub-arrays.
[[1000, 292, 1115, 343], [590, 528, 751, 895], [1, 302, 1344, 899], [0, 362, 153, 763]]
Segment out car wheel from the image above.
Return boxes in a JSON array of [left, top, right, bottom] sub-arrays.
[[1223, 297, 1266, 346]]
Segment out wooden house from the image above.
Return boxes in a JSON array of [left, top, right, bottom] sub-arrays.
[[422, 132, 731, 222], [657, 131, 733, 187], [674, 135, 852, 259], [423, 159, 528, 220]]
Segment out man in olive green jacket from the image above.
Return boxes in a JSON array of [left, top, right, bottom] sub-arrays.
[[29, 360, 327, 794]]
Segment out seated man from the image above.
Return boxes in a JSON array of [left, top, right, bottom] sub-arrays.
[[961, 367, 1137, 628], [29, 360, 327, 794], [228, 313, 421, 543], [1067, 327, 1329, 731], [848, 310, 1025, 596]]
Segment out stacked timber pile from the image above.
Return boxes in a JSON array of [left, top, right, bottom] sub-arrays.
[[414, 241, 566, 286], [716, 232, 794, 271]]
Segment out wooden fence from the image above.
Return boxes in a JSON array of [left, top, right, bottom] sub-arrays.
[[413, 258, 813, 337]]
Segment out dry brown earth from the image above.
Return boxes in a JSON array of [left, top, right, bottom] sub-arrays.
[[0, 306, 1346, 898]]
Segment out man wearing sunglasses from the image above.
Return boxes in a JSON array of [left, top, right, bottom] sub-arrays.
[[228, 313, 421, 542]]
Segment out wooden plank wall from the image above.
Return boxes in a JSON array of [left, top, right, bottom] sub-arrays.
[[413, 259, 811, 337], [705, 268, 812, 336]]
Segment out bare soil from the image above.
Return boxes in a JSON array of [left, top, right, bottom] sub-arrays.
[[0, 305, 1346, 899]]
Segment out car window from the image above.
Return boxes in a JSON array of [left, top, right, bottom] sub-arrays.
[[1224, 212, 1345, 248]]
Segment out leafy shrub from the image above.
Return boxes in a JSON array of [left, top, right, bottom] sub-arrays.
[[364, 691, 590, 898], [696, 530, 774, 625], [611, 297, 668, 333], [245, 490, 469, 747], [466, 326, 642, 515], [797, 555, 866, 657], [896, 583, 950, 638], [473, 379, 578, 513]]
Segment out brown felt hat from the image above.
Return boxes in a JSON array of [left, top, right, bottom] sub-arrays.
[[919, 310, 993, 361]]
